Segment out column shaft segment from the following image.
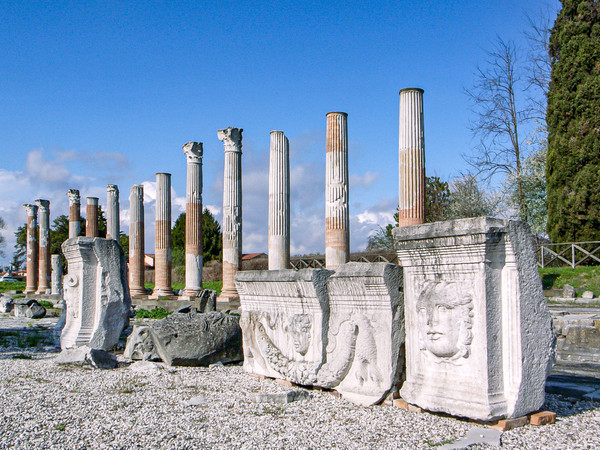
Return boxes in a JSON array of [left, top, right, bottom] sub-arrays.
[[325, 112, 350, 270], [129, 185, 146, 296], [182, 142, 204, 299], [35, 199, 51, 294], [268, 131, 290, 270], [398, 88, 426, 226], [86, 197, 99, 237], [66, 189, 81, 238], [152, 173, 173, 297], [106, 184, 120, 240], [218, 127, 243, 306], [51, 254, 63, 296], [23, 204, 38, 294]]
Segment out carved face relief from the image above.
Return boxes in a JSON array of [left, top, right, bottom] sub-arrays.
[[290, 314, 312, 355], [417, 281, 473, 361]]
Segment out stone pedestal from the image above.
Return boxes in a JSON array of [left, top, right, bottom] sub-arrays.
[[152, 173, 173, 298], [106, 184, 120, 240], [23, 204, 38, 294], [181, 142, 204, 299], [36, 199, 51, 294], [129, 185, 146, 297], [86, 197, 99, 237], [394, 217, 554, 420], [325, 112, 349, 269], [67, 189, 81, 239], [218, 127, 243, 306], [398, 88, 425, 226], [268, 131, 290, 270], [51, 254, 63, 296], [61, 237, 131, 350]]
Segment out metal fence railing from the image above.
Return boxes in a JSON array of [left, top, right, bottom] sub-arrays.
[[537, 241, 600, 268]]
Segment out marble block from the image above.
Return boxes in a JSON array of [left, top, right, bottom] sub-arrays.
[[394, 217, 554, 420], [60, 237, 131, 351]]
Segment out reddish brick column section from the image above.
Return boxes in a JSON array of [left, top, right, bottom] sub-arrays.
[[268, 131, 290, 270], [35, 199, 51, 294], [66, 189, 81, 238], [152, 173, 173, 298], [23, 204, 39, 294], [218, 127, 243, 307], [398, 88, 426, 226], [325, 112, 350, 270], [86, 197, 99, 237], [129, 185, 146, 297]]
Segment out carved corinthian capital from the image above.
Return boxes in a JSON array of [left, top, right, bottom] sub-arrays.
[[66, 189, 81, 205], [182, 141, 203, 163], [218, 127, 243, 153]]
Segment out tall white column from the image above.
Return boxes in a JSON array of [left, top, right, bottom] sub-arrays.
[[35, 199, 51, 294], [66, 189, 81, 239], [398, 88, 425, 226], [268, 131, 290, 270], [152, 173, 173, 298], [106, 184, 120, 240], [51, 254, 63, 296], [181, 142, 204, 299], [325, 112, 350, 270], [129, 185, 146, 297], [23, 204, 38, 294], [218, 127, 243, 306]]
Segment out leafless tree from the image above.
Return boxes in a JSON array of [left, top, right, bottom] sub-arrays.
[[524, 12, 553, 121]]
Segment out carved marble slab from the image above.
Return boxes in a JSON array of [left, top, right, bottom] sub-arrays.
[[394, 217, 554, 420], [61, 237, 131, 351]]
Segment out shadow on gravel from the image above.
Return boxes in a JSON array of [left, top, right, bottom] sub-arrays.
[[546, 374, 600, 418], [0, 324, 60, 356]]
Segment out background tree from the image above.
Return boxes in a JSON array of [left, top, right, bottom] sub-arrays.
[[119, 232, 129, 260], [425, 176, 451, 223], [12, 225, 26, 269], [0, 216, 5, 258], [547, 0, 600, 242], [171, 209, 223, 264], [448, 174, 500, 219]]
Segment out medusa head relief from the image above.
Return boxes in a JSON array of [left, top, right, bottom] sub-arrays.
[[416, 281, 474, 362]]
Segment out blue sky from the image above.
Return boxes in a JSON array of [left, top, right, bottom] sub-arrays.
[[0, 0, 559, 265]]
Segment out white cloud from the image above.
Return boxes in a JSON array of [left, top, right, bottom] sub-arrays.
[[350, 171, 380, 187]]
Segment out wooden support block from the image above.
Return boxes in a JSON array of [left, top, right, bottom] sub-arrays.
[[275, 378, 293, 387], [248, 373, 267, 380], [330, 390, 342, 398], [393, 399, 409, 410], [408, 404, 424, 413], [529, 411, 556, 426], [488, 416, 528, 431]]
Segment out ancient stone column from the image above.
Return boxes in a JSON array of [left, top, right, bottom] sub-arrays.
[[23, 204, 38, 294], [51, 254, 63, 296], [152, 173, 173, 297], [325, 112, 350, 270], [218, 127, 243, 305], [66, 189, 81, 239], [398, 88, 425, 226], [35, 199, 51, 294], [86, 197, 99, 237], [106, 184, 120, 240], [268, 131, 290, 270], [129, 185, 146, 297], [181, 142, 204, 299]]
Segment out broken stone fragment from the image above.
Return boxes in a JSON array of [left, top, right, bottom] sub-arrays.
[[55, 346, 117, 369]]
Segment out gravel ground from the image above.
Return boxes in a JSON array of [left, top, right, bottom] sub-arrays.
[[1, 317, 600, 449]]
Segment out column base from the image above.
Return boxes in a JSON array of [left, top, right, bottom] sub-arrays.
[[180, 288, 202, 300], [150, 288, 174, 299], [217, 290, 240, 310]]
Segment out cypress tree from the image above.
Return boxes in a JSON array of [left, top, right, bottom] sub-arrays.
[[547, 0, 600, 242]]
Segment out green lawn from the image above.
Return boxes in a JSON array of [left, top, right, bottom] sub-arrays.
[[144, 281, 222, 295], [0, 281, 26, 293], [539, 266, 600, 297]]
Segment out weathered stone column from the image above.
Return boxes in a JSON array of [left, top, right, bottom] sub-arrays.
[[398, 88, 425, 226], [181, 142, 204, 299], [86, 197, 99, 237], [152, 173, 173, 297], [325, 112, 350, 270], [51, 254, 63, 296], [23, 204, 38, 294], [268, 131, 290, 270], [35, 199, 51, 294], [106, 184, 120, 240], [129, 185, 146, 297], [66, 189, 81, 239], [218, 127, 243, 305]]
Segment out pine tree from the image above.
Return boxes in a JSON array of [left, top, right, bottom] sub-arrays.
[[547, 0, 600, 242]]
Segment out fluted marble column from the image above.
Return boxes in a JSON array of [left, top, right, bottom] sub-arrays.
[[51, 254, 63, 296], [129, 185, 146, 296], [23, 204, 38, 294], [86, 197, 99, 237], [106, 184, 120, 240], [66, 189, 81, 239], [325, 112, 350, 270], [268, 131, 290, 270], [398, 88, 425, 226], [152, 173, 173, 297], [35, 199, 51, 294], [218, 127, 243, 305], [181, 142, 204, 299]]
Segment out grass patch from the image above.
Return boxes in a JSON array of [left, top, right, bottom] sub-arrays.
[[54, 424, 66, 431], [135, 307, 172, 320], [38, 300, 55, 309], [540, 267, 600, 297], [0, 281, 26, 292], [12, 353, 32, 360], [144, 281, 222, 295]]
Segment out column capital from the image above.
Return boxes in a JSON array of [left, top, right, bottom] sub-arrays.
[[183, 141, 203, 163], [66, 189, 80, 205], [130, 184, 144, 200], [218, 127, 243, 153], [23, 204, 38, 216], [35, 199, 50, 213], [107, 184, 119, 195]]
